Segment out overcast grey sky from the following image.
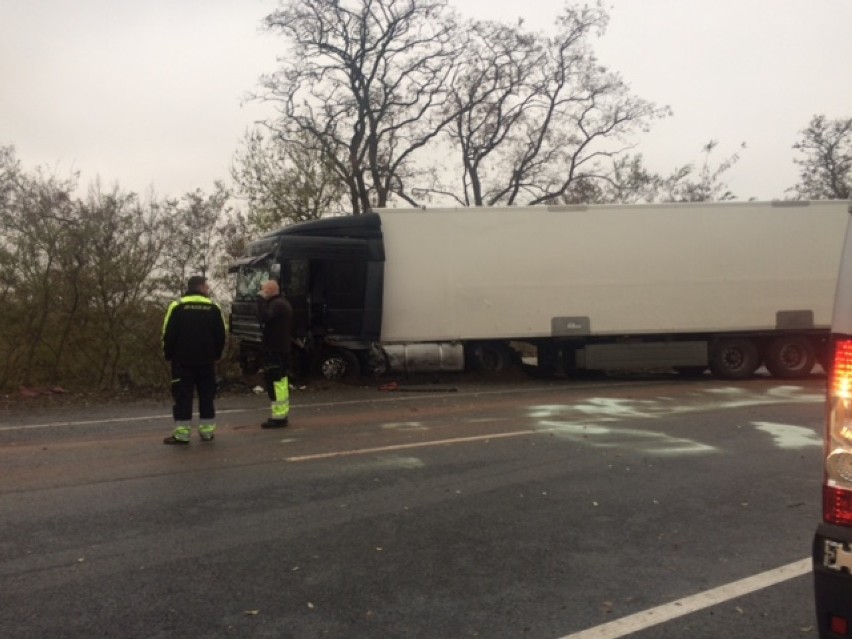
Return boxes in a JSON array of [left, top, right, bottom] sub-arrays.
[[1, 0, 850, 202]]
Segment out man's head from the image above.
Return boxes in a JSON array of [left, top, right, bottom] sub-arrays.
[[260, 280, 280, 298], [187, 275, 209, 295]]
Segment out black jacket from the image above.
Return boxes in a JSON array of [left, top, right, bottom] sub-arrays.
[[257, 294, 293, 355], [162, 293, 226, 365]]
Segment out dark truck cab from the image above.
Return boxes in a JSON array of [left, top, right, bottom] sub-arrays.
[[229, 214, 386, 379]]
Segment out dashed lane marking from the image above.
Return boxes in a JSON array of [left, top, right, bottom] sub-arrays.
[[285, 430, 539, 462]]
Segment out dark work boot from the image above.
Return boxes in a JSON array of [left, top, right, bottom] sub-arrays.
[[261, 418, 289, 429]]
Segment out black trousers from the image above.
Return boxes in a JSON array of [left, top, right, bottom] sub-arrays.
[[171, 362, 216, 422]]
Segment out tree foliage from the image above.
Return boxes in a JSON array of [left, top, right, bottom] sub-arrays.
[[558, 140, 744, 204], [789, 115, 852, 200], [0, 145, 235, 392], [231, 129, 347, 231]]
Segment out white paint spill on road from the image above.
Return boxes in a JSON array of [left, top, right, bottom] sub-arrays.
[[540, 421, 718, 456], [752, 421, 823, 449]]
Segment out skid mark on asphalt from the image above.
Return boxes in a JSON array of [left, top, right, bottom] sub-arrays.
[[558, 558, 810, 639]]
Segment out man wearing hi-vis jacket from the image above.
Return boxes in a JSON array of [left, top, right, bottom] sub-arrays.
[[161, 275, 226, 445], [256, 279, 293, 428]]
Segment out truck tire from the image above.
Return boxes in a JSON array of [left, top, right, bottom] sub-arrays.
[[319, 348, 361, 381], [469, 342, 514, 375], [764, 335, 815, 379], [709, 338, 760, 380]]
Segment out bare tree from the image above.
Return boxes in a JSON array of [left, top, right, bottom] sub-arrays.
[[789, 115, 852, 200], [259, 0, 463, 213], [440, 2, 670, 206], [439, 19, 543, 206]]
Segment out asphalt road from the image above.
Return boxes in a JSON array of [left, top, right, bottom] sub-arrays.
[[0, 372, 827, 638]]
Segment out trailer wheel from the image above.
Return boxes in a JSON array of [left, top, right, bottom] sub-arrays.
[[319, 348, 361, 381], [764, 335, 815, 379], [709, 338, 760, 380]]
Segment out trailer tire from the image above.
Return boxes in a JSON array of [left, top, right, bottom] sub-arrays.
[[709, 338, 760, 380], [319, 348, 361, 381], [764, 335, 816, 379]]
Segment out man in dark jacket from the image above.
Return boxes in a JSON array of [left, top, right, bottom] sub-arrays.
[[257, 279, 293, 428], [161, 275, 226, 444]]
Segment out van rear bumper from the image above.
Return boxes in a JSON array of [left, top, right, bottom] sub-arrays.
[[814, 523, 852, 636]]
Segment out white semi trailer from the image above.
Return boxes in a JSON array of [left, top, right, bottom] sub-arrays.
[[229, 200, 850, 380]]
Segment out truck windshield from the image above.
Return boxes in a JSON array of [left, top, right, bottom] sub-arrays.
[[234, 261, 272, 301]]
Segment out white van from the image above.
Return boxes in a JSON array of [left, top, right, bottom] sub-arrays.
[[813, 200, 852, 637]]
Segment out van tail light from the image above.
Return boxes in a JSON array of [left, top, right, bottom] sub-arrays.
[[825, 338, 852, 525]]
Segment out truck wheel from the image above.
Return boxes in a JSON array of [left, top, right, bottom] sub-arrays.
[[764, 335, 815, 379], [709, 338, 760, 380], [470, 342, 514, 375], [319, 348, 361, 381]]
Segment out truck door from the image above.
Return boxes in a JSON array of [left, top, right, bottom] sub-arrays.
[[319, 259, 368, 337], [279, 258, 309, 338], [276, 235, 380, 341]]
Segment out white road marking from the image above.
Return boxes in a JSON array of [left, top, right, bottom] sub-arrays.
[[285, 430, 538, 462], [0, 408, 254, 432], [0, 383, 630, 432], [558, 558, 811, 639]]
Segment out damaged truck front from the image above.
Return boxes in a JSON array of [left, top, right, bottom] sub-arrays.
[[228, 214, 387, 380]]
